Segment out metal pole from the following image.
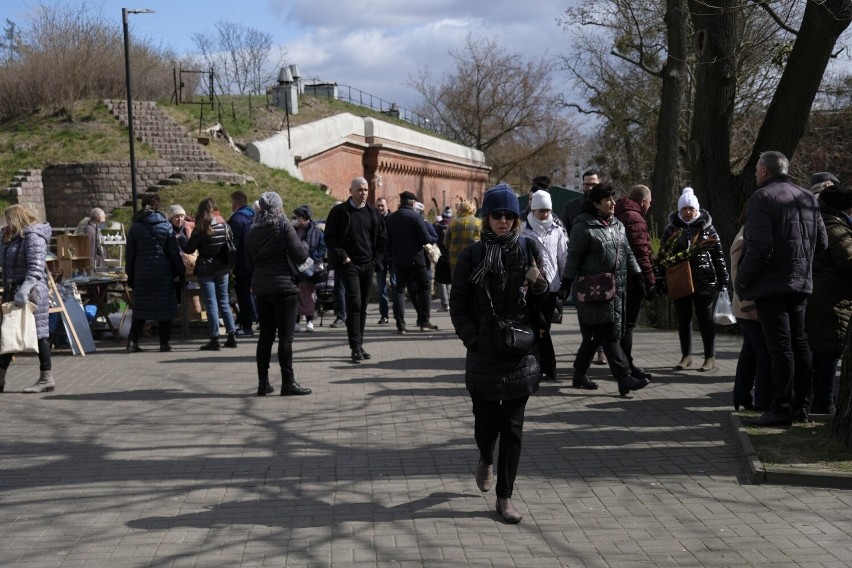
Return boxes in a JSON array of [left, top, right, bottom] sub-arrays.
[[122, 8, 139, 215]]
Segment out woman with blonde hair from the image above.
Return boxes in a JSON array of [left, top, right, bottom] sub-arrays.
[[0, 205, 54, 393], [444, 199, 482, 272]]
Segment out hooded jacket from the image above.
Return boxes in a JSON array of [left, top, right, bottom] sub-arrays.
[[614, 197, 655, 290], [1, 222, 52, 339], [661, 209, 728, 296], [227, 205, 255, 277], [127, 209, 183, 321]]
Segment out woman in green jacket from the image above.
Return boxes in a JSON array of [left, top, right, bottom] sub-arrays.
[[562, 184, 649, 397]]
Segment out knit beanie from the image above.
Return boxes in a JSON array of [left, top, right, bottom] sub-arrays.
[[481, 183, 520, 217], [530, 191, 553, 211], [166, 204, 186, 219], [293, 205, 312, 220], [441, 206, 453, 219], [678, 187, 700, 210], [259, 191, 283, 211]]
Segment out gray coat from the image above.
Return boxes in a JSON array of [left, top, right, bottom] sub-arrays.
[[564, 213, 640, 339], [449, 238, 548, 401], [1, 222, 52, 339], [126, 209, 184, 321]]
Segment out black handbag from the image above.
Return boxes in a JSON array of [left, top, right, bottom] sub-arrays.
[[484, 280, 534, 355]]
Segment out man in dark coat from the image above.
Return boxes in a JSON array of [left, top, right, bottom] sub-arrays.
[[560, 169, 599, 232], [386, 191, 438, 333], [737, 151, 828, 426], [614, 184, 655, 380], [228, 190, 255, 336], [324, 177, 388, 363]]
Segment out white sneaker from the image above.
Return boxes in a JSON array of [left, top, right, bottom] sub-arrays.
[[294, 322, 302, 333], [306, 321, 314, 332]]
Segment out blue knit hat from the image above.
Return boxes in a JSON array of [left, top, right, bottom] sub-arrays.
[[480, 183, 519, 217]]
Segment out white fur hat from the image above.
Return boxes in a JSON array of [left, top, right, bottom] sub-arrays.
[[678, 187, 700, 211], [530, 191, 552, 211]]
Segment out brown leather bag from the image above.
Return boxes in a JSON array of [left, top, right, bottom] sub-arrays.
[[666, 260, 694, 300]]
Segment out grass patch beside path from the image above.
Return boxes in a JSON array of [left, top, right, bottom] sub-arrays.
[[741, 411, 852, 473]]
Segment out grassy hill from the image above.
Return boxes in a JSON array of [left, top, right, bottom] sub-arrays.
[[0, 95, 435, 225]]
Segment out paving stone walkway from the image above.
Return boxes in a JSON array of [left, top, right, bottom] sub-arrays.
[[1, 304, 850, 567]]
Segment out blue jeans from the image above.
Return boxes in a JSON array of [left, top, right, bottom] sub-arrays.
[[375, 267, 394, 319], [233, 272, 256, 331], [198, 272, 236, 338]]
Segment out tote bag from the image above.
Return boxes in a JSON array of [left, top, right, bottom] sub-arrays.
[[0, 301, 39, 354], [666, 260, 695, 300]]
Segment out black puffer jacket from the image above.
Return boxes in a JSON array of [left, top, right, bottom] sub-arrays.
[[245, 217, 308, 297], [661, 210, 728, 296], [127, 209, 183, 321], [180, 220, 231, 278], [450, 237, 549, 401]]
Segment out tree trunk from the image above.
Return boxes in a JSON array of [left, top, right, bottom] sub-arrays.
[[649, 0, 688, 236], [687, 0, 740, 249]]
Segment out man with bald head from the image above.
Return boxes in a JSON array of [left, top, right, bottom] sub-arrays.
[[324, 177, 388, 363]]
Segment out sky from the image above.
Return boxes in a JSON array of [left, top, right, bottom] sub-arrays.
[[0, 0, 578, 113]]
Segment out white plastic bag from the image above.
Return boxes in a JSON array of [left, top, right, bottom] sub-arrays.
[[713, 289, 736, 325], [0, 301, 39, 354]]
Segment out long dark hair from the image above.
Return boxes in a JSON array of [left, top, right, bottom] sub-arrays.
[[195, 197, 217, 235]]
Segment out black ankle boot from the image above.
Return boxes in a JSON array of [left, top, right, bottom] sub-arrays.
[[200, 337, 220, 351], [618, 375, 650, 397], [224, 332, 237, 348], [257, 378, 274, 396], [281, 375, 312, 396], [127, 339, 143, 353]]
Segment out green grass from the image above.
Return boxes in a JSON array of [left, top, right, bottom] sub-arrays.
[[742, 412, 852, 473]]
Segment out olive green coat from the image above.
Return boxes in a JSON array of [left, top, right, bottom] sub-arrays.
[[564, 212, 640, 339], [806, 205, 852, 352]]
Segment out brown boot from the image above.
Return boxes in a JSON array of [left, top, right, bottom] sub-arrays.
[[475, 460, 493, 492], [495, 497, 522, 523]]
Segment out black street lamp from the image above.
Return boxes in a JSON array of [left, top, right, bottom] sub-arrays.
[[122, 7, 155, 215]]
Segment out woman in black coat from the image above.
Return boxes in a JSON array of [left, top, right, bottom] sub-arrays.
[[126, 193, 184, 352], [661, 187, 729, 372], [244, 191, 311, 397], [450, 184, 548, 524]]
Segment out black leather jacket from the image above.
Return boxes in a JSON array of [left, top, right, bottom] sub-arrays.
[[661, 209, 729, 296]]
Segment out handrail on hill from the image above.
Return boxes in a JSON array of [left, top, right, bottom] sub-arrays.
[[335, 84, 448, 137]]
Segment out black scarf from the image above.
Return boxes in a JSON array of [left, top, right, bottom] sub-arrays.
[[470, 229, 519, 285]]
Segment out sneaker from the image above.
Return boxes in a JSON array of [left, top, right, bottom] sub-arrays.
[[235, 328, 254, 337], [397, 328, 408, 335], [436, 306, 449, 313], [419, 323, 439, 332], [306, 321, 314, 332], [330, 317, 345, 328], [294, 323, 303, 333], [377, 316, 389, 325]]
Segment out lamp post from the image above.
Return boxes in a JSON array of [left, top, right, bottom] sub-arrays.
[[122, 7, 155, 214]]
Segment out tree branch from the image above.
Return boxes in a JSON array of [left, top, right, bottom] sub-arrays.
[[750, 0, 798, 36], [610, 49, 663, 77]]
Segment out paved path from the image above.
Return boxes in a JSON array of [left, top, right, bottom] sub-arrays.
[[1, 304, 851, 567]]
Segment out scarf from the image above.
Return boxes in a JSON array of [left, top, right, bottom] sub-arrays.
[[470, 229, 519, 285], [526, 213, 552, 236], [678, 212, 700, 225]]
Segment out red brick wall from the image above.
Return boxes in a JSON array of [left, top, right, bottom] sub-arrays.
[[297, 140, 489, 217]]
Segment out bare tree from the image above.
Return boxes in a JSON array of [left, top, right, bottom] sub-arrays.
[[0, 19, 22, 64], [191, 21, 283, 95], [409, 36, 574, 184]]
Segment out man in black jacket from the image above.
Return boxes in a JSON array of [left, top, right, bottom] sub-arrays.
[[737, 151, 828, 426], [324, 177, 388, 363], [386, 191, 438, 333]]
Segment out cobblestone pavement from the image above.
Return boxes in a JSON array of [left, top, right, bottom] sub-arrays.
[[1, 304, 850, 567]]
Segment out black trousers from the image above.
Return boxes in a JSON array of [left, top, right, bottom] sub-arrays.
[[535, 292, 558, 378], [734, 318, 772, 409], [393, 264, 431, 329], [130, 318, 172, 346], [255, 293, 297, 382], [0, 337, 52, 371], [574, 321, 631, 379], [674, 294, 715, 358], [234, 272, 256, 331], [620, 286, 645, 369], [755, 293, 812, 415], [472, 395, 529, 499], [339, 261, 374, 350]]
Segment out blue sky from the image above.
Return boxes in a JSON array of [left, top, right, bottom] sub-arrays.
[[1, 0, 575, 111]]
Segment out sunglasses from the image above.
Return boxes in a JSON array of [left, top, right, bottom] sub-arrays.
[[491, 212, 518, 221]]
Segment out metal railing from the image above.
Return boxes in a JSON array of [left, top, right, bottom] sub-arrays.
[[335, 84, 449, 137]]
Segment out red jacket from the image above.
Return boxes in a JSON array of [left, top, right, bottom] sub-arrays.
[[615, 197, 655, 289]]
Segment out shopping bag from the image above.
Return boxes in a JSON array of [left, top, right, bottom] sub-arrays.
[[0, 301, 39, 354], [713, 289, 736, 325], [665, 260, 695, 300]]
